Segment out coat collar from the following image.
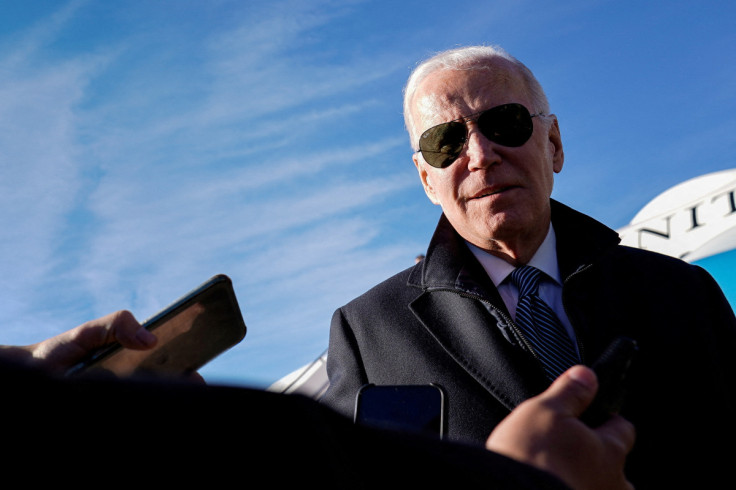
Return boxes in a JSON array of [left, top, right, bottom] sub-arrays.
[[406, 200, 621, 408], [408, 199, 621, 292]]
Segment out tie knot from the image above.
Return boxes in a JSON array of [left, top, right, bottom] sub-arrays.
[[509, 265, 542, 297]]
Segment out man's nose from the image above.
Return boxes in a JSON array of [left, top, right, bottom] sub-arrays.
[[465, 127, 502, 170]]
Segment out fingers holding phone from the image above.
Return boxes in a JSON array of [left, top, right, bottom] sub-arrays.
[[66, 275, 247, 380], [14, 310, 156, 372], [486, 365, 635, 490]]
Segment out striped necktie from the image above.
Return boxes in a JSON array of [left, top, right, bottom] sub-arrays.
[[509, 265, 580, 382]]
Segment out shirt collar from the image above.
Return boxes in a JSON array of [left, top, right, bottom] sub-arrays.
[[466, 224, 562, 288]]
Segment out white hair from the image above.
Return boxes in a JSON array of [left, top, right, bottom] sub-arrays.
[[403, 45, 550, 149]]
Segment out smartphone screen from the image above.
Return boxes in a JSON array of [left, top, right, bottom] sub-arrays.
[[354, 384, 445, 438], [67, 274, 247, 379]]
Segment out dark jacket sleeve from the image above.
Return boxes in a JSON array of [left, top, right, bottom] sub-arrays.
[[320, 305, 369, 419]]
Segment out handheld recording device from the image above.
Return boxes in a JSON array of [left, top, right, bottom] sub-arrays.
[[580, 336, 638, 427], [66, 274, 247, 379], [354, 383, 446, 439]]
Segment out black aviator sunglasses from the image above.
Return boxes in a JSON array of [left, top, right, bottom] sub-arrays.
[[415, 103, 545, 169]]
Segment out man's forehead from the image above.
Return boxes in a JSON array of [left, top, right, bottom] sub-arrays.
[[413, 93, 461, 127], [412, 68, 523, 129]]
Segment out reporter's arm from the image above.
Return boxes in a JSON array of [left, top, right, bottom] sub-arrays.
[[486, 365, 635, 490], [0, 310, 157, 371]]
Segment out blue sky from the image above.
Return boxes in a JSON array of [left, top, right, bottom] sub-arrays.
[[1, 0, 734, 388]]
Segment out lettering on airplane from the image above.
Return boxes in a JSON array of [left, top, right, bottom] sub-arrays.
[[618, 170, 736, 262]]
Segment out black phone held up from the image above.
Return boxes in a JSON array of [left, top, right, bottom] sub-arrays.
[[354, 384, 446, 439], [66, 274, 247, 379], [580, 336, 639, 427]]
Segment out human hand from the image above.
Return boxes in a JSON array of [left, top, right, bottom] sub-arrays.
[[485, 365, 635, 490], [2, 310, 157, 371]]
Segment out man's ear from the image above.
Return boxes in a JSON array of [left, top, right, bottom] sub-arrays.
[[547, 115, 564, 173], [414, 155, 441, 205]]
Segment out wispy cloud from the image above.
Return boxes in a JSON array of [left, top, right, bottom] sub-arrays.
[[0, 1, 417, 386], [0, 1, 107, 337]]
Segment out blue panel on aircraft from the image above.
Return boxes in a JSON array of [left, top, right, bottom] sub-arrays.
[[694, 249, 736, 311]]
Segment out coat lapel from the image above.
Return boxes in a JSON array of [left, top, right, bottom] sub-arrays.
[[406, 203, 623, 410], [410, 289, 546, 410], [408, 214, 548, 409]]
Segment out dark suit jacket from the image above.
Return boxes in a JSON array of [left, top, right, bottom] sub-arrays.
[[322, 200, 736, 489]]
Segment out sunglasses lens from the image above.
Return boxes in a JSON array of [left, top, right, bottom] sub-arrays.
[[418, 121, 467, 168], [417, 103, 536, 168], [478, 103, 534, 147]]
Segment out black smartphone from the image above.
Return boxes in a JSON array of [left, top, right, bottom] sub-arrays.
[[354, 383, 446, 439], [66, 274, 247, 379], [581, 336, 638, 427]]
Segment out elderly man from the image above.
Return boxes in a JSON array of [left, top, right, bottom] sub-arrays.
[[321, 45, 736, 488]]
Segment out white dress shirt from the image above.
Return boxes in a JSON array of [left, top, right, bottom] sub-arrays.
[[466, 225, 580, 354]]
